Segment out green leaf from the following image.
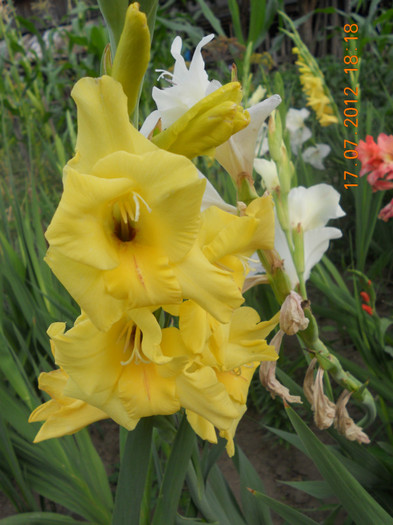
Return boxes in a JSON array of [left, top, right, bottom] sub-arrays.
[[204, 465, 246, 525], [111, 418, 153, 525], [249, 490, 319, 524], [285, 405, 393, 525], [194, 0, 225, 37], [279, 480, 334, 499], [0, 514, 87, 524], [97, 0, 128, 56], [227, 0, 244, 43], [232, 446, 273, 525], [152, 415, 197, 525]]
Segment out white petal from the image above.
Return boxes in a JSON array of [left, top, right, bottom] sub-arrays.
[[288, 184, 345, 230], [198, 170, 236, 213], [139, 110, 160, 137], [303, 227, 342, 281], [152, 34, 219, 129], [216, 95, 281, 178], [302, 144, 331, 170], [254, 158, 279, 192]]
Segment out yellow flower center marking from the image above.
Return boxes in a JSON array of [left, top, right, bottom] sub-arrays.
[[118, 320, 150, 366], [113, 192, 151, 243]]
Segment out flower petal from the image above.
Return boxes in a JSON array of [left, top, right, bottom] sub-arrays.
[[215, 95, 281, 178], [174, 242, 244, 323], [45, 248, 127, 331], [68, 76, 155, 175]]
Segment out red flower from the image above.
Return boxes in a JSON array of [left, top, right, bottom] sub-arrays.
[[356, 134, 393, 192], [360, 291, 370, 303], [361, 304, 373, 316], [378, 198, 393, 222]]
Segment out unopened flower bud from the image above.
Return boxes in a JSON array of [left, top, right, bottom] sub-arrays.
[[280, 291, 309, 335], [334, 390, 370, 444]]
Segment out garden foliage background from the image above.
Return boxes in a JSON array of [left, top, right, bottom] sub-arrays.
[[0, 0, 393, 523]]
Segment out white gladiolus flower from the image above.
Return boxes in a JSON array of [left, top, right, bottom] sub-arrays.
[[275, 184, 345, 286], [215, 95, 281, 181], [253, 158, 280, 192], [140, 34, 221, 136], [153, 34, 221, 128], [302, 143, 331, 170], [141, 34, 281, 183], [245, 184, 345, 289], [285, 108, 312, 154], [287, 184, 345, 230]]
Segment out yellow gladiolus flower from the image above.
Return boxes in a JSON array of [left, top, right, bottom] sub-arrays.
[[40, 310, 183, 432], [175, 301, 279, 456], [45, 75, 245, 329], [292, 47, 338, 127], [28, 368, 107, 442], [30, 303, 278, 455]]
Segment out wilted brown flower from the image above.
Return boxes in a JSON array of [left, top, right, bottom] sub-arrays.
[[334, 390, 370, 445], [259, 330, 302, 404], [280, 291, 309, 335]]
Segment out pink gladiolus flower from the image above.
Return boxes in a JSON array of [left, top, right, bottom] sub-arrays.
[[378, 198, 393, 222], [356, 134, 393, 192]]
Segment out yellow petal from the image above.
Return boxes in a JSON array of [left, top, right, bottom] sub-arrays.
[[68, 75, 155, 174], [178, 300, 209, 355], [174, 242, 244, 323], [91, 150, 205, 262], [45, 248, 127, 331], [186, 410, 217, 444], [29, 369, 107, 442], [223, 308, 279, 370], [176, 364, 240, 430], [152, 82, 250, 159], [46, 168, 132, 269], [111, 3, 150, 115], [216, 364, 257, 405], [52, 312, 180, 430], [104, 243, 182, 307]]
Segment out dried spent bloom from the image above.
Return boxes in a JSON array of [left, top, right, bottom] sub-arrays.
[[259, 330, 302, 404], [303, 359, 335, 430], [334, 390, 370, 445], [280, 291, 309, 335]]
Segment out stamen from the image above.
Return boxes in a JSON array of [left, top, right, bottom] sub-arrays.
[[120, 323, 149, 366], [119, 202, 128, 225], [124, 199, 135, 221], [134, 192, 152, 215], [133, 194, 140, 222]]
